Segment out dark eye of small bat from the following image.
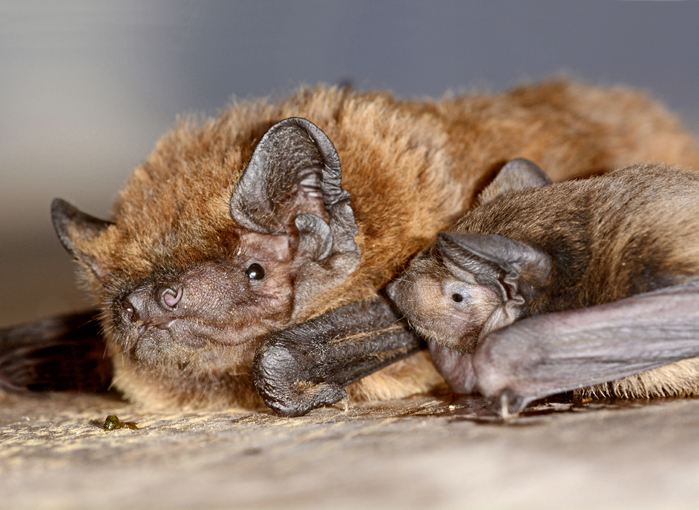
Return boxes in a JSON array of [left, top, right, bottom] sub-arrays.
[[452, 293, 464, 303], [246, 263, 265, 281], [122, 301, 137, 321]]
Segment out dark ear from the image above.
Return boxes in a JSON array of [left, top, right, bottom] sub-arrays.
[[438, 232, 551, 306], [230, 118, 360, 317], [51, 198, 113, 280], [478, 158, 552, 205]]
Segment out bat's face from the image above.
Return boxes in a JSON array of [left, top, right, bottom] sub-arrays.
[[51, 118, 362, 408], [389, 159, 556, 356], [104, 236, 300, 380], [387, 248, 502, 354], [388, 228, 553, 360]]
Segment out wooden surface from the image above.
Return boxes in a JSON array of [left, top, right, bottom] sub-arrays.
[[2, 390, 699, 509]]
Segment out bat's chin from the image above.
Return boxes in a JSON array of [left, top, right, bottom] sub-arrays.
[[428, 340, 477, 394], [111, 346, 263, 410], [112, 317, 280, 376]]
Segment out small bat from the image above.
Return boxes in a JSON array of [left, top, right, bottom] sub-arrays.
[[387, 159, 699, 416], [2, 80, 699, 415]]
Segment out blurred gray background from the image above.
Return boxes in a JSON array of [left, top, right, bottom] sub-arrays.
[[2, 0, 699, 326]]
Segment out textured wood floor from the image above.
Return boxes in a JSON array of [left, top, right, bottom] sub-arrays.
[[2, 389, 699, 510]]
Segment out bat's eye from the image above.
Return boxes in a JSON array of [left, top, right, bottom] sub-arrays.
[[246, 262, 265, 280], [122, 300, 137, 321], [452, 293, 464, 303]]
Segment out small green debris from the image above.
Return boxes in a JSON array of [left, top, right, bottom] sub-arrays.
[[103, 415, 139, 431]]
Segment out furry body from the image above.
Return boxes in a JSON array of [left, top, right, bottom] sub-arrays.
[[20, 80, 699, 409], [389, 163, 699, 404]]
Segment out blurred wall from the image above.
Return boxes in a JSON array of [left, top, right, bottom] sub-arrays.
[[1, 0, 698, 325]]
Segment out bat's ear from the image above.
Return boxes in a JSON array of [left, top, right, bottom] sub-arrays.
[[478, 158, 552, 205], [230, 117, 360, 318], [51, 198, 113, 281], [438, 232, 551, 328]]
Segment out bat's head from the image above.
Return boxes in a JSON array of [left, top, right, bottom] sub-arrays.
[[387, 232, 551, 352], [388, 158, 553, 355], [51, 116, 361, 408], [386, 244, 502, 354]]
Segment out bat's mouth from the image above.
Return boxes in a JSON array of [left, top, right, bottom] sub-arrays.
[[132, 317, 273, 350]]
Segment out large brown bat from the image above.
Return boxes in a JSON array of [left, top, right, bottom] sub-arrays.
[[387, 159, 699, 417], [2, 80, 699, 413]]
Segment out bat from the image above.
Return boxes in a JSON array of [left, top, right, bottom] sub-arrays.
[[2, 80, 699, 415], [387, 159, 699, 417]]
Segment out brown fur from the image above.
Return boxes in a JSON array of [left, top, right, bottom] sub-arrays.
[[449, 165, 699, 311], [59, 80, 699, 409]]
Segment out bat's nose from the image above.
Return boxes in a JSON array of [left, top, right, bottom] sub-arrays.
[[159, 285, 183, 309], [121, 282, 183, 332]]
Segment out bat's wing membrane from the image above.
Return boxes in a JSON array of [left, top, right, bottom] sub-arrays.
[[473, 280, 699, 416]]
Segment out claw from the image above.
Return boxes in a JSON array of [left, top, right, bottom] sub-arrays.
[[334, 394, 350, 413]]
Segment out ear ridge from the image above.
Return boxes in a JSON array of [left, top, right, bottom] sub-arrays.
[[295, 213, 333, 261], [438, 232, 503, 284], [478, 158, 552, 205], [296, 118, 358, 255], [438, 232, 552, 297], [231, 118, 350, 229], [51, 198, 113, 280], [230, 118, 320, 234]]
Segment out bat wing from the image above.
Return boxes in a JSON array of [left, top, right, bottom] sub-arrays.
[[0, 310, 112, 393], [253, 292, 424, 416], [473, 280, 699, 417]]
